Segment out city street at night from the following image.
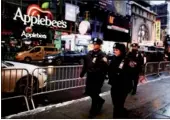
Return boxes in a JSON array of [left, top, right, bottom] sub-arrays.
[[1, 0, 170, 119]]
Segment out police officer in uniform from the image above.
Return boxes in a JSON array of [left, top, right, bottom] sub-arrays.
[[80, 38, 108, 118], [127, 43, 144, 95], [108, 43, 133, 118]]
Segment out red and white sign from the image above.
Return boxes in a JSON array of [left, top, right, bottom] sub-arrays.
[[13, 5, 67, 28], [27, 4, 53, 20], [25, 26, 33, 33], [21, 30, 47, 39]]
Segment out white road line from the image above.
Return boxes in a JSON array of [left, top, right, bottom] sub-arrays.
[[5, 76, 170, 118]]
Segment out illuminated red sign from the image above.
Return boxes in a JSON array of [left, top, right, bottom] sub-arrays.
[[13, 6, 67, 28], [27, 4, 53, 20]]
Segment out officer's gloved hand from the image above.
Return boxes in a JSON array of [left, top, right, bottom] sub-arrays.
[[129, 61, 137, 68]]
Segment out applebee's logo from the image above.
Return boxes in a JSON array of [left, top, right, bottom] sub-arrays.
[[27, 4, 53, 20], [13, 5, 67, 28]]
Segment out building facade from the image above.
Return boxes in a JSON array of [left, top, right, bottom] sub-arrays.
[[1, 0, 131, 53], [130, 1, 157, 46], [151, 2, 170, 35]]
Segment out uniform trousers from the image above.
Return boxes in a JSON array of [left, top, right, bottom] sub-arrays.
[[132, 74, 139, 93], [85, 72, 105, 114], [111, 86, 129, 118]]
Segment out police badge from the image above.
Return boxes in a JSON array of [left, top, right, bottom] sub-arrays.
[[92, 57, 97, 63]]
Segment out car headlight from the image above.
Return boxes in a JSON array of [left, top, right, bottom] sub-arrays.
[[17, 53, 23, 56], [47, 56, 55, 59]]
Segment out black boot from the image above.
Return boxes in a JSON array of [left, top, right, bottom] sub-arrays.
[[113, 107, 128, 119], [97, 98, 105, 113], [89, 101, 98, 118], [123, 108, 129, 118], [89, 108, 98, 118]]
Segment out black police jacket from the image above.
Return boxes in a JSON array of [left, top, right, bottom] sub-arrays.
[[108, 55, 133, 91], [127, 50, 144, 74], [80, 50, 108, 77]]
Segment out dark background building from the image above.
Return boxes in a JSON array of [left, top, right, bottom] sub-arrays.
[[151, 3, 169, 30], [151, 2, 170, 51], [1, 0, 131, 48], [133, 0, 151, 7]]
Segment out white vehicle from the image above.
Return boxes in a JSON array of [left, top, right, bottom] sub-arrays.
[[2, 61, 47, 94]]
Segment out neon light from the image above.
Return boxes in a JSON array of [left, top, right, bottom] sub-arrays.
[[13, 7, 67, 28], [27, 4, 53, 20], [21, 30, 47, 39], [107, 25, 129, 33]]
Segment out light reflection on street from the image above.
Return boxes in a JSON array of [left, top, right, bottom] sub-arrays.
[[152, 99, 161, 109]]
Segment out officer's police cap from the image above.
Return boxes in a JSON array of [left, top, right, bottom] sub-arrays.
[[131, 43, 139, 47], [92, 38, 103, 45], [113, 43, 126, 53]]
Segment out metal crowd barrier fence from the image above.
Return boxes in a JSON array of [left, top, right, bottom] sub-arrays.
[[30, 65, 86, 109], [158, 61, 170, 76], [144, 62, 160, 77], [2, 62, 170, 111], [1, 68, 30, 111]]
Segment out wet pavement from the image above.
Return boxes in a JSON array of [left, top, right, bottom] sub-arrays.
[[5, 77, 170, 119], [1, 81, 111, 117]]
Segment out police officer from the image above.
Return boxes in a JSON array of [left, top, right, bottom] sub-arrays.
[[108, 43, 133, 118], [127, 43, 144, 95], [80, 38, 108, 118]]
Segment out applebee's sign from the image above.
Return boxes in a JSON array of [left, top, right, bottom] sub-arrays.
[[13, 5, 67, 28], [21, 31, 47, 39]]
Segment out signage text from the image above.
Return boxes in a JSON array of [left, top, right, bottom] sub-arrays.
[[21, 31, 47, 39], [13, 7, 67, 28], [155, 20, 161, 41]]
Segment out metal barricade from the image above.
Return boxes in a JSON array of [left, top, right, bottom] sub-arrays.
[[30, 65, 86, 109], [158, 61, 170, 76], [1, 68, 30, 110], [144, 62, 160, 77]]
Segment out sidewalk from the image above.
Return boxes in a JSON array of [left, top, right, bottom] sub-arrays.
[[6, 77, 170, 119]]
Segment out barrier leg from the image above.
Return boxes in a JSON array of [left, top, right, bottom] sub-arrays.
[[158, 62, 161, 77], [144, 64, 148, 81], [2, 95, 30, 111], [24, 96, 30, 110], [31, 97, 36, 109]]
